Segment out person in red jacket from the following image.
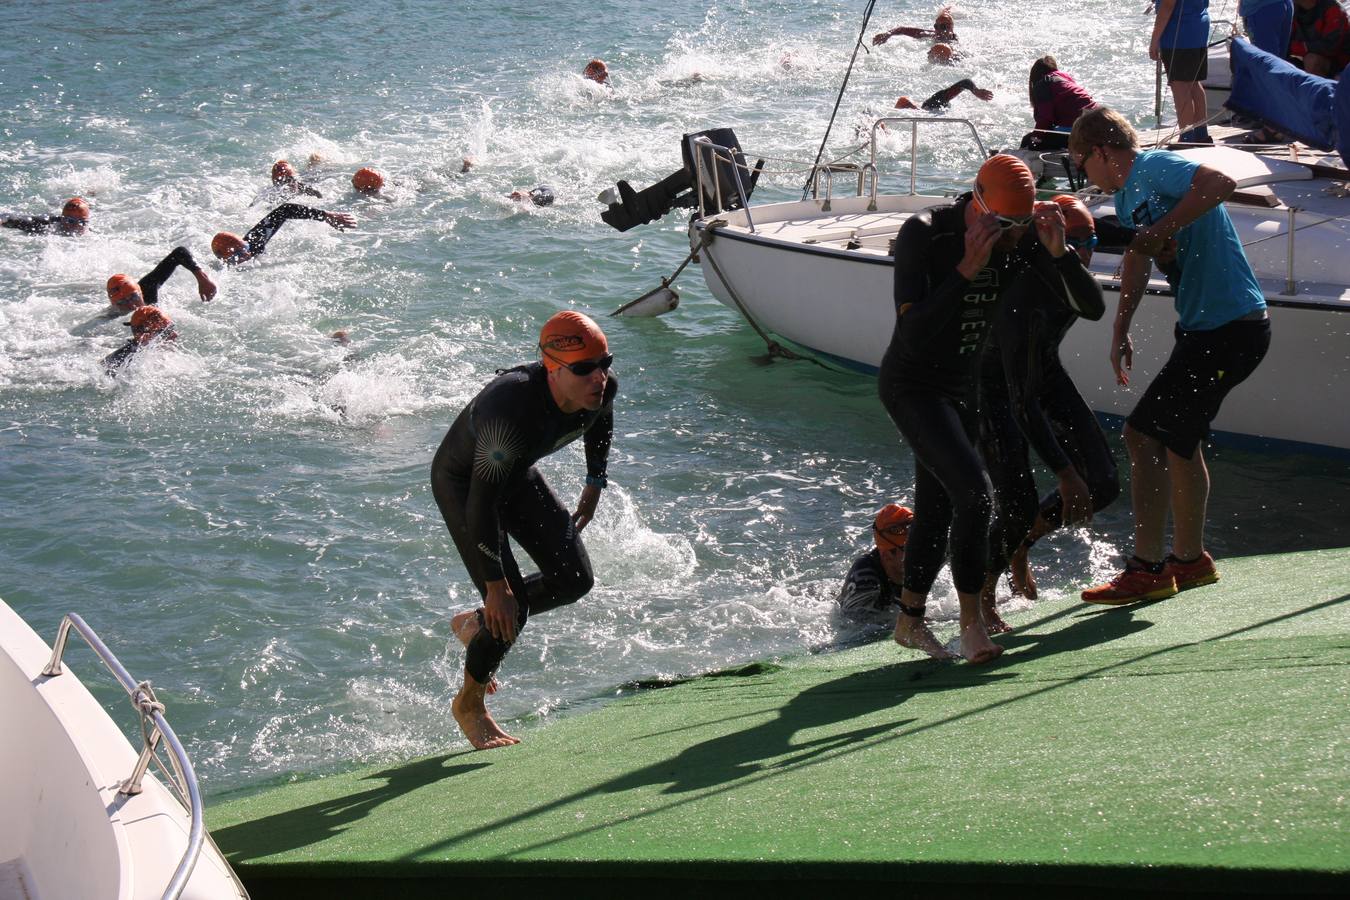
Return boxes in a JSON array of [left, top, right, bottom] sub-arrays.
[[1289, 0, 1350, 76], [1020, 55, 1098, 151]]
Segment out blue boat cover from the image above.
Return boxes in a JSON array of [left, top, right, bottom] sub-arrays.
[[1225, 37, 1337, 151]]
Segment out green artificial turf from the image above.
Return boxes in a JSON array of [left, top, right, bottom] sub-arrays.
[[208, 548, 1350, 896]]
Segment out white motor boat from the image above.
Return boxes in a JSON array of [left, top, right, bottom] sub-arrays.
[[683, 120, 1350, 455], [0, 598, 248, 900]]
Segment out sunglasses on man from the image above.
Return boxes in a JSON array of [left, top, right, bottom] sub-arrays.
[[543, 351, 614, 377]]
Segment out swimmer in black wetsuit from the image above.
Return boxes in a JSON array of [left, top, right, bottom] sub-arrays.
[[270, 160, 322, 198], [430, 310, 616, 750], [103, 306, 177, 376], [1, 197, 90, 236], [977, 195, 1120, 617], [210, 203, 356, 264], [879, 154, 1104, 663], [508, 185, 556, 207], [104, 246, 217, 314], [836, 504, 913, 619], [894, 79, 993, 112]]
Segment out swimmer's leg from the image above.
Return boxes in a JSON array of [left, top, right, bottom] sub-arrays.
[[452, 672, 518, 750], [451, 610, 497, 694], [977, 572, 1013, 634], [893, 589, 959, 660]]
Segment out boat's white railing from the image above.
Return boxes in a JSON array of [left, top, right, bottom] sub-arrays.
[[690, 135, 759, 232], [867, 116, 988, 210], [41, 612, 206, 900]]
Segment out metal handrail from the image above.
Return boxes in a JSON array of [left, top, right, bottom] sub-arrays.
[[42, 613, 205, 900], [690, 135, 758, 232], [810, 163, 866, 212], [867, 116, 988, 210]]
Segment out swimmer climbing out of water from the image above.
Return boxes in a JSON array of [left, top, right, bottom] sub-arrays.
[[1, 197, 90, 236], [430, 310, 616, 750], [102, 306, 177, 376], [836, 504, 914, 618], [895, 79, 992, 111], [104, 246, 216, 314], [880, 153, 1104, 664], [211, 203, 356, 264]]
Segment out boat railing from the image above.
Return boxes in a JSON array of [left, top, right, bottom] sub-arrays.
[[41, 612, 206, 900], [690, 134, 759, 232], [867, 117, 988, 210]]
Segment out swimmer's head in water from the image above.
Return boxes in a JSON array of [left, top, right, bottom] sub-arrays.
[[211, 231, 248, 262], [127, 305, 172, 344], [973, 154, 1036, 221], [352, 167, 385, 194], [62, 197, 90, 224], [461, 156, 475, 173], [582, 59, 609, 84], [874, 503, 914, 550], [927, 43, 954, 64], [934, 10, 955, 32], [106, 274, 143, 310], [272, 159, 297, 184], [539, 310, 608, 373], [894, 96, 918, 110]]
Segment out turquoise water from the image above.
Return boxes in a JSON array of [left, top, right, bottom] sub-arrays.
[[2, 1, 1347, 793]]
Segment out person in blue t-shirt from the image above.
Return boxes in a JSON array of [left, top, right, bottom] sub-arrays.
[[1067, 107, 1270, 607], [1240, 0, 1295, 58], [1151, 0, 1213, 143]]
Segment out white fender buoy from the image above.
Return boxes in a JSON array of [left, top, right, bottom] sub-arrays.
[[610, 283, 680, 317]]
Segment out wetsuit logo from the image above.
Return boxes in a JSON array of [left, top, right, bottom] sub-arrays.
[[542, 334, 586, 353], [473, 419, 524, 483]]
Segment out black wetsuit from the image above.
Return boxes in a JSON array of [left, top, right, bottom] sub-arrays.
[[978, 267, 1120, 574], [103, 329, 178, 376], [138, 246, 205, 306], [920, 79, 981, 111], [2, 215, 71, 235], [835, 549, 900, 615], [878, 195, 1104, 597], [231, 203, 330, 263], [430, 362, 616, 682]]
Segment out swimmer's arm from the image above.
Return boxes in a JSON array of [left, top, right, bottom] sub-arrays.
[[1049, 249, 1105, 321], [893, 214, 971, 335], [1, 215, 56, 234], [298, 181, 323, 199], [999, 301, 1072, 473]]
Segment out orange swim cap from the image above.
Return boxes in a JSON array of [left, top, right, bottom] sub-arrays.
[[539, 310, 608, 372], [128, 306, 172, 344], [927, 43, 953, 64], [62, 197, 90, 222], [1050, 194, 1095, 233], [106, 274, 141, 307], [895, 96, 918, 110], [211, 231, 246, 261], [271, 159, 296, 183], [874, 504, 914, 549], [352, 167, 385, 193], [583, 59, 609, 83], [974, 154, 1036, 219], [935, 11, 955, 31]]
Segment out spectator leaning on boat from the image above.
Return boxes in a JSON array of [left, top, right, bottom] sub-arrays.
[[1068, 107, 1270, 606], [879, 154, 1105, 665], [1288, 0, 1350, 77], [1151, 0, 1213, 145], [1019, 55, 1097, 151], [430, 310, 615, 750], [979, 195, 1121, 615], [836, 504, 914, 619], [1239, 0, 1295, 58]]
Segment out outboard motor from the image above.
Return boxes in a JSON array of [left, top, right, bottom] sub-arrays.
[[600, 128, 764, 232]]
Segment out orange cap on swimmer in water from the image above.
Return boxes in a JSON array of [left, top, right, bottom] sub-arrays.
[[127, 305, 172, 344], [935, 9, 955, 31], [62, 197, 90, 222], [539, 310, 608, 372], [106, 274, 141, 307], [874, 504, 914, 550], [974, 154, 1036, 219], [1050, 194, 1095, 233], [583, 59, 609, 83], [352, 167, 384, 193], [895, 96, 918, 110], [211, 231, 246, 261], [271, 159, 296, 183], [927, 43, 953, 64]]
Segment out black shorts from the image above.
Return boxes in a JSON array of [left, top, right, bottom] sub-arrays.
[[1161, 45, 1208, 83], [1127, 316, 1271, 458]]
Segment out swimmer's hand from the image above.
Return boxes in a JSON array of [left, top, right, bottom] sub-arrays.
[[483, 581, 519, 643], [195, 270, 217, 302], [572, 483, 601, 531], [1110, 325, 1133, 386], [325, 211, 357, 231], [973, 88, 994, 101], [957, 213, 1002, 280], [1056, 466, 1093, 525], [872, 32, 892, 45], [1033, 201, 1067, 257]]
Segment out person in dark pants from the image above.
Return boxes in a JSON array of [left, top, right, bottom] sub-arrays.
[[1070, 107, 1270, 605], [1151, 0, 1213, 144], [210, 203, 356, 264], [880, 154, 1105, 663], [431, 310, 616, 749]]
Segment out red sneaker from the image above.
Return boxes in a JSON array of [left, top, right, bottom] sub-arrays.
[[1165, 552, 1220, 591], [1081, 563, 1178, 606]]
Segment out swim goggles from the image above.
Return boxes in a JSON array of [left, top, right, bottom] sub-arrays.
[[972, 184, 1033, 230], [873, 522, 909, 550], [1066, 234, 1098, 252], [544, 351, 614, 377]]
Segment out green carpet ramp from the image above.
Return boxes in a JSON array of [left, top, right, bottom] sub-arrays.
[[209, 548, 1350, 896]]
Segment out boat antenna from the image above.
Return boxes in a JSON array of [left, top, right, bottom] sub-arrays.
[[800, 0, 880, 201]]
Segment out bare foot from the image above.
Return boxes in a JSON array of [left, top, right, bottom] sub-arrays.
[[960, 622, 1004, 665], [981, 602, 1013, 635], [1009, 545, 1038, 599], [452, 678, 519, 750], [450, 610, 497, 694], [894, 615, 959, 660]]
